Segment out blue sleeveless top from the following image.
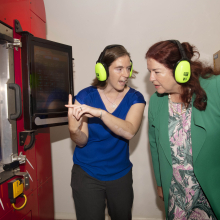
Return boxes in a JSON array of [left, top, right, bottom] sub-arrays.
[[73, 86, 146, 181]]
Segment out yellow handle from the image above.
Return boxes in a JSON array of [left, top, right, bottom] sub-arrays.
[[12, 194, 27, 210]]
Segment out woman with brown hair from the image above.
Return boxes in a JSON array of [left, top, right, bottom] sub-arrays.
[[146, 40, 220, 219], [66, 45, 145, 220]]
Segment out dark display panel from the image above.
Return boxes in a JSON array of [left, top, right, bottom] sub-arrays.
[[33, 46, 69, 113], [21, 34, 73, 130]]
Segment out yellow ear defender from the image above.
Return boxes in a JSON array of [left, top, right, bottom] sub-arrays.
[[169, 40, 191, 83], [95, 44, 133, 81]]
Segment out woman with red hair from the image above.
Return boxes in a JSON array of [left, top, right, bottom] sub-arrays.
[[146, 40, 220, 219]]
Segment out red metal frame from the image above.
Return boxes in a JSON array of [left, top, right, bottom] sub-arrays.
[[0, 0, 54, 219]]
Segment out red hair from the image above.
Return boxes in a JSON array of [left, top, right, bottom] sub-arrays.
[[146, 41, 220, 110]]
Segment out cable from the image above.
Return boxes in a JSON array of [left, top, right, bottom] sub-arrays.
[[12, 194, 27, 210]]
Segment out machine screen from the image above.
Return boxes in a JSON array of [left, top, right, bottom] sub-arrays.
[[32, 46, 69, 113]]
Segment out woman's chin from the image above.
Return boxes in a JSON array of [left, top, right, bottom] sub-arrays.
[[156, 90, 165, 94]]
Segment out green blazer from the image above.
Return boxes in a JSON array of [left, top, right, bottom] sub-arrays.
[[148, 75, 220, 219]]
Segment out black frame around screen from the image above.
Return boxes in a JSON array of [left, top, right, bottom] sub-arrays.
[[21, 34, 73, 130]]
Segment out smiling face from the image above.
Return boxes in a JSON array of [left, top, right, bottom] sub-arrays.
[[107, 55, 131, 91], [147, 58, 181, 94]]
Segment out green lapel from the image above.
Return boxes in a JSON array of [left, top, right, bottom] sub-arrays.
[[191, 95, 207, 164], [154, 95, 172, 166], [153, 94, 207, 166], [153, 93, 206, 166]]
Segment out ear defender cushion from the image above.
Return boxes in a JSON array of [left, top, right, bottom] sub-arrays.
[[129, 61, 133, 78], [95, 62, 108, 81], [174, 60, 191, 83]]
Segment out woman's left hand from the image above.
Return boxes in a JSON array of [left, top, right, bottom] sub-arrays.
[[157, 186, 164, 201], [65, 104, 102, 120]]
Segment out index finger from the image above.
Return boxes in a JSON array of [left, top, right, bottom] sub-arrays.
[[68, 94, 72, 105]]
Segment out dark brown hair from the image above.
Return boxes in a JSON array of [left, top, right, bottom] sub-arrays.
[[146, 40, 220, 110], [92, 45, 137, 88]]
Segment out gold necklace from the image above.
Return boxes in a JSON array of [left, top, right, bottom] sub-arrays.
[[103, 91, 120, 108], [168, 94, 186, 115]]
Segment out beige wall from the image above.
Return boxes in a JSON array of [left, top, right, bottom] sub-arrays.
[[44, 0, 220, 219]]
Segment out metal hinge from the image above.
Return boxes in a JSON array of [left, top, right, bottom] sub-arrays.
[[11, 152, 26, 164], [6, 38, 22, 51], [13, 169, 30, 190]]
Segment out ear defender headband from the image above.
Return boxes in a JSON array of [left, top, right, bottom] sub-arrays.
[[169, 40, 191, 83], [95, 44, 133, 81]]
